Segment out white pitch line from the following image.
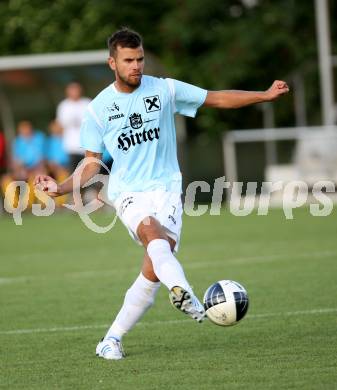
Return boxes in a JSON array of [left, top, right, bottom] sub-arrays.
[[248, 308, 337, 318], [0, 324, 108, 335], [187, 250, 337, 269], [0, 308, 336, 336], [1, 250, 336, 286]]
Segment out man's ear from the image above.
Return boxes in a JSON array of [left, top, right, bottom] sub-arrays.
[[108, 56, 116, 71]]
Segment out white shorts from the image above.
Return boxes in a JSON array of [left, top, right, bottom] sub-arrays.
[[113, 190, 183, 252]]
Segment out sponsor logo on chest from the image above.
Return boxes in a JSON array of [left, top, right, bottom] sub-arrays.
[[109, 113, 125, 121], [117, 112, 160, 153], [107, 102, 125, 121]]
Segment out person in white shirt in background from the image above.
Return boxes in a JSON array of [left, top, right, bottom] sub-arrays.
[[56, 82, 91, 171]]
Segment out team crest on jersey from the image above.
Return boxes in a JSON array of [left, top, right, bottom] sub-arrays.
[[129, 113, 143, 129], [144, 95, 161, 112]]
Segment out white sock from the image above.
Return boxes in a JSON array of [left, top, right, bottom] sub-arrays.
[[104, 273, 160, 341], [147, 238, 192, 292]]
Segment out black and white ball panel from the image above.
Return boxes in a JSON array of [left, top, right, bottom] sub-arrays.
[[203, 280, 249, 326], [204, 282, 226, 310], [233, 290, 249, 322]]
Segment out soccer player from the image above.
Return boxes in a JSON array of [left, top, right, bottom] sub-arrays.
[[34, 28, 289, 360]]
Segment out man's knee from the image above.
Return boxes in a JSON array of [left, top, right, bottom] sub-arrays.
[[137, 216, 167, 247]]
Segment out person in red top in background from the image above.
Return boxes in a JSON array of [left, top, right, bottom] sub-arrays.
[[0, 130, 6, 173]]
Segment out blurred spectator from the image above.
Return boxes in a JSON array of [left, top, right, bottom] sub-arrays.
[[56, 82, 91, 171], [47, 120, 69, 175], [12, 120, 46, 178], [1, 120, 46, 208], [46, 120, 69, 206]]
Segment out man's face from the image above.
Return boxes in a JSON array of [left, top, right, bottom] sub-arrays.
[[108, 45, 145, 88], [18, 121, 33, 138]]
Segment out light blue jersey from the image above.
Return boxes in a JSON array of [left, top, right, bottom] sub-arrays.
[[13, 131, 46, 168], [80, 75, 207, 201]]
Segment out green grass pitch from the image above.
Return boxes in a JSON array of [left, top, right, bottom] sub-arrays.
[[1, 208, 337, 389]]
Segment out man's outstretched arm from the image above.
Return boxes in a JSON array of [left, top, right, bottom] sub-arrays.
[[203, 80, 289, 109], [34, 151, 102, 197]]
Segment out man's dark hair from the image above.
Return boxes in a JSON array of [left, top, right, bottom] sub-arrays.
[[107, 28, 142, 56]]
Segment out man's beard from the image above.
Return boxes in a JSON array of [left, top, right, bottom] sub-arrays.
[[119, 72, 142, 88]]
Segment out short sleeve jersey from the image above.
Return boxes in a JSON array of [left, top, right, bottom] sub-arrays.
[[80, 75, 207, 202]]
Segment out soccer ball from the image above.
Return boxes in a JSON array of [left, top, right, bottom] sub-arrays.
[[203, 280, 249, 326]]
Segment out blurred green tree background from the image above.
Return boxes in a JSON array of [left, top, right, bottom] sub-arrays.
[[0, 0, 336, 136]]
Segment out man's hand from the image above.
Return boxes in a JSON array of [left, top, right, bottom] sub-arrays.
[[264, 80, 289, 101], [34, 175, 60, 197]]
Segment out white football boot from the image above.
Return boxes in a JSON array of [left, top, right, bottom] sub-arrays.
[[96, 337, 125, 360], [169, 286, 206, 323]]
